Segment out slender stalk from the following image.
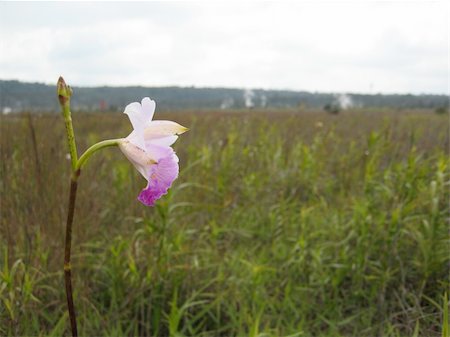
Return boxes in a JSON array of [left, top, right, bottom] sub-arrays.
[[64, 169, 80, 337], [58, 77, 79, 337], [57, 77, 119, 336]]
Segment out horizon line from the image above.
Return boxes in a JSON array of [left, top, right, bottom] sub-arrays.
[[1, 78, 447, 97]]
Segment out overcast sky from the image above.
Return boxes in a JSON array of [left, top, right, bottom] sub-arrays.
[[0, 1, 448, 94]]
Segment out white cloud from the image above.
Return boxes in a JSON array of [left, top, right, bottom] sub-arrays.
[[0, 1, 447, 94]]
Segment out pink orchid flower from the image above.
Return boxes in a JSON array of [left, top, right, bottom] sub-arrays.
[[119, 97, 188, 206]]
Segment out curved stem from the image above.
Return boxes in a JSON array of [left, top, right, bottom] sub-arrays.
[[64, 169, 80, 337], [76, 139, 122, 171]]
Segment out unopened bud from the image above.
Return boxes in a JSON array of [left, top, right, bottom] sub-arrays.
[[57, 76, 72, 106]]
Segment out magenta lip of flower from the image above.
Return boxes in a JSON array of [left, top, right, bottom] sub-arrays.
[[137, 154, 179, 206], [119, 97, 187, 206]]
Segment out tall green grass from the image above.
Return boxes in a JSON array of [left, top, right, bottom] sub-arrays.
[[1, 109, 449, 336]]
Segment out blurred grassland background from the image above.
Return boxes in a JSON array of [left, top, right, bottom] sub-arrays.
[[0, 108, 449, 336]]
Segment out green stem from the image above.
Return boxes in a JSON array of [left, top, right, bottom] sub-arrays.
[[62, 105, 78, 171], [76, 139, 122, 171], [58, 77, 78, 171]]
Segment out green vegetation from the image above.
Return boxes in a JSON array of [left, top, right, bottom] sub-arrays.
[[0, 109, 449, 336]]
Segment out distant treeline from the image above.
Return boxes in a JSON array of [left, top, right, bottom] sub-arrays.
[[0, 80, 448, 113]]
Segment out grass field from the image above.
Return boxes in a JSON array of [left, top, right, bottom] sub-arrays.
[[0, 108, 449, 336]]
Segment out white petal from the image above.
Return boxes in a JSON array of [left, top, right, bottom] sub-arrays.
[[141, 97, 156, 121], [124, 102, 144, 131], [147, 135, 178, 147], [144, 120, 188, 139], [126, 130, 146, 150], [124, 99, 154, 132]]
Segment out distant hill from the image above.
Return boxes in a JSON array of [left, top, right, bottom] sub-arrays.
[[0, 80, 448, 113]]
